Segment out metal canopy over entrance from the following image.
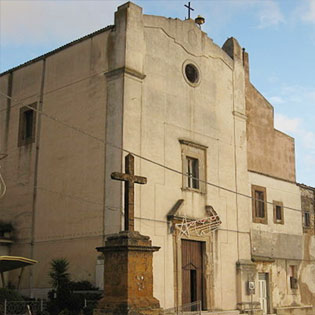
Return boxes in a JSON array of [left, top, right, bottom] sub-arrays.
[[0, 256, 38, 288]]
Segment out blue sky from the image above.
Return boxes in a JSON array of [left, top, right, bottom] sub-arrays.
[[1, 0, 315, 187]]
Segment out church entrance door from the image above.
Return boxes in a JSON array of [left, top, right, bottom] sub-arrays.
[[181, 239, 204, 310]]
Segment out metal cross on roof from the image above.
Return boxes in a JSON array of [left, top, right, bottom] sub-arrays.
[[185, 1, 194, 19], [111, 154, 147, 231]]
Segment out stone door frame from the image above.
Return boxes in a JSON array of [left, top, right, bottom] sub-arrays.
[[173, 233, 213, 311]]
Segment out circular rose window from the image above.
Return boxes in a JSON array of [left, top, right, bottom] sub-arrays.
[[185, 64, 199, 83], [183, 61, 201, 86]]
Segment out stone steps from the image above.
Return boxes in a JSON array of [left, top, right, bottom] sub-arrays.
[[183, 311, 240, 315], [181, 311, 276, 315], [204, 312, 240, 315]]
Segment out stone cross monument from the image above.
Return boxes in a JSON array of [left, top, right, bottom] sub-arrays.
[[94, 154, 161, 315], [111, 154, 147, 231]]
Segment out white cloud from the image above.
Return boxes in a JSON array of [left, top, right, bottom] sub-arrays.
[[0, 0, 122, 46], [257, 1, 285, 29], [269, 84, 315, 107], [301, 129, 315, 150], [0, 0, 288, 48], [275, 113, 315, 185], [268, 81, 315, 186], [304, 154, 315, 167], [275, 112, 315, 162], [303, 0, 315, 23], [308, 90, 315, 102], [274, 114, 301, 133], [268, 75, 280, 84], [269, 96, 285, 105], [291, 85, 315, 104]]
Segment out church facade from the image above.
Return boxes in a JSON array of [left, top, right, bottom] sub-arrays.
[[1, 2, 315, 314]]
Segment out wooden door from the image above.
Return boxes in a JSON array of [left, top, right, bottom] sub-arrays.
[[181, 240, 204, 309]]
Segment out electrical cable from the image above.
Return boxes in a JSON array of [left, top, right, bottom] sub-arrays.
[[0, 166, 7, 198], [3, 173, 314, 263], [0, 69, 107, 114], [0, 90, 306, 215]]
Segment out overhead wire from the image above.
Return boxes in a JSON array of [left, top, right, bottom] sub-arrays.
[[2, 179, 255, 244], [0, 69, 108, 114], [0, 89, 306, 215], [0, 154, 8, 199], [0, 177, 255, 234]]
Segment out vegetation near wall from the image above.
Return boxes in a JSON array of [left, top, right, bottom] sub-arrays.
[[0, 288, 24, 302], [47, 258, 101, 315]]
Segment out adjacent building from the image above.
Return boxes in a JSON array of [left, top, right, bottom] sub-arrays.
[[0, 2, 314, 314]]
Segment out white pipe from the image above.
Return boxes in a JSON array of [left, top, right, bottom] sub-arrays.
[[0, 166, 6, 199]]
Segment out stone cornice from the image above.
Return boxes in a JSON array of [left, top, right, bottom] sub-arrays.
[[248, 169, 296, 184], [179, 139, 208, 150], [232, 110, 247, 120], [105, 66, 146, 80]]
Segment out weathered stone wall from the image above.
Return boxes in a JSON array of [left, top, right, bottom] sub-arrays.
[[248, 169, 309, 312], [245, 67, 296, 182], [299, 184, 315, 234], [276, 306, 313, 315], [251, 230, 303, 260], [298, 185, 315, 313]]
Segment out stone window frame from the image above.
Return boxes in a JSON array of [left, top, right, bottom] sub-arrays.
[[179, 139, 207, 194], [252, 185, 268, 224], [273, 201, 284, 225], [182, 60, 201, 87], [302, 211, 311, 229], [18, 103, 37, 147]]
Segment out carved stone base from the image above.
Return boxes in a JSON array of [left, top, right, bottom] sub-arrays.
[[236, 260, 259, 314], [93, 305, 161, 315], [94, 231, 162, 315], [237, 302, 262, 315]]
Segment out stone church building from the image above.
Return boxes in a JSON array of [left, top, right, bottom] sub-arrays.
[[1, 2, 315, 314]]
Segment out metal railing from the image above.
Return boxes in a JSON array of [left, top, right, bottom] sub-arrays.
[[163, 300, 202, 314], [0, 298, 100, 315], [1, 299, 201, 315], [0, 300, 47, 315]]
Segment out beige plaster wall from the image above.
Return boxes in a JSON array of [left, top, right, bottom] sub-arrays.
[[0, 64, 43, 293], [0, 62, 43, 244], [0, 30, 112, 293], [118, 4, 251, 310], [249, 172, 301, 237], [246, 82, 296, 182]]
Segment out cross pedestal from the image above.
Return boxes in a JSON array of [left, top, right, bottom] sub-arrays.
[[94, 154, 161, 315], [95, 231, 161, 315]]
